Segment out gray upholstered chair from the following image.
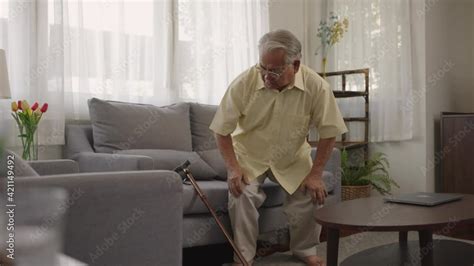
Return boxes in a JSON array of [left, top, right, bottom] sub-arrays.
[[0, 149, 183, 266]]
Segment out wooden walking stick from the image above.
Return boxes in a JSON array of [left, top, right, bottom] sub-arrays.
[[174, 161, 248, 266]]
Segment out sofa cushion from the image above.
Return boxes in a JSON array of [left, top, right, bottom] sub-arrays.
[[0, 149, 39, 178], [189, 102, 218, 151], [197, 149, 227, 180], [88, 98, 192, 153], [182, 179, 286, 215], [114, 149, 218, 180]]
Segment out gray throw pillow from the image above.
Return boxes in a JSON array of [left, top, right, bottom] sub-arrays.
[[197, 149, 227, 180], [0, 149, 39, 178], [88, 98, 192, 153], [114, 149, 218, 180], [189, 102, 218, 151]]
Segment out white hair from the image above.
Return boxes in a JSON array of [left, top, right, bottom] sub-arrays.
[[258, 29, 302, 64]]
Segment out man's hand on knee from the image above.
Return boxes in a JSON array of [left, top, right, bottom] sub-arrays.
[[300, 173, 328, 205], [227, 166, 250, 197]]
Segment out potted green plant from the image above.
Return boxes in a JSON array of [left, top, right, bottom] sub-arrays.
[[341, 149, 399, 201]]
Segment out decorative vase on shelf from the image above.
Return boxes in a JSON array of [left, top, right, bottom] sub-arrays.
[[315, 12, 349, 79], [321, 57, 328, 79], [11, 100, 48, 160]]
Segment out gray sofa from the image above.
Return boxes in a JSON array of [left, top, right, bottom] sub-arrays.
[[65, 99, 342, 249], [0, 150, 183, 266]]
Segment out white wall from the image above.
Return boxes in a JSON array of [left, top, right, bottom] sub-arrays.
[[425, 0, 455, 192], [446, 0, 474, 112], [425, 0, 474, 192]]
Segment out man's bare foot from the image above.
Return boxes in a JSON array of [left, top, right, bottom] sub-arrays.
[[231, 259, 253, 266], [302, 255, 325, 266]]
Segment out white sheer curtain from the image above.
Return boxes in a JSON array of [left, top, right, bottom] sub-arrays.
[[57, 0, 269, 119], [313, 0, 414, 142], [0, 0, 269, 145], [0, 0, 65, 146], [53, 0, 175, 119], [174, 0, 268, 104]]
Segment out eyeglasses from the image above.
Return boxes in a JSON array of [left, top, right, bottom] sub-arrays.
[[256, 63, 290, 79]]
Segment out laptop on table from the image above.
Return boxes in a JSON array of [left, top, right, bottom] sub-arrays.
[[384, 192, 463, 206]]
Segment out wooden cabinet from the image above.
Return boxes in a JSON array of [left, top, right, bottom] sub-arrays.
[[439, 112, 474, 194]]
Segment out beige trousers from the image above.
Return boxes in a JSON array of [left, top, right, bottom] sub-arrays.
[[228, 169, 322, 263]]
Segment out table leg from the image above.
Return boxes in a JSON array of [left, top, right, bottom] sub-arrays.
[[398, 231, 409, 263], [399, 231, 408, 244], [418, 230, 434, 266], [326, 228, 340, 266]]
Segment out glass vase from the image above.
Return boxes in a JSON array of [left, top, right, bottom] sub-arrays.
[[321, 57, 327, 79], [21, 126, 38, 161]]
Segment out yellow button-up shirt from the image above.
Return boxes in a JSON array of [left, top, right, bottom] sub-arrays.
[[209, 64, 348, 195]]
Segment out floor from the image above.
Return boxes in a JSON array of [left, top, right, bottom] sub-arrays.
[[184, 232, 474, 266]]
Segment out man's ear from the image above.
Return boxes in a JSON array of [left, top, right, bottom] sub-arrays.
[[293, 60, 301, 72]]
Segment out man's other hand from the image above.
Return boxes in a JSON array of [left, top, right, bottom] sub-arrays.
[[300, 174, 327, 205], [227, 167, 250, 197]]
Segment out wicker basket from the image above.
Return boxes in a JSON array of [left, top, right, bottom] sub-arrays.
[[341, 185, 371, 201]]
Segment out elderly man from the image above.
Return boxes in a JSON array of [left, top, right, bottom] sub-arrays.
[[209, 29, 347, 266]]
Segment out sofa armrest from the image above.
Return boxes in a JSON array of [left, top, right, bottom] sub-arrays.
[[15, 170, 183, 266], [65, 124, 95, 159], [311, 147, 341, 203], [72, 152, 154, 173], [28, 159, 80, 175]]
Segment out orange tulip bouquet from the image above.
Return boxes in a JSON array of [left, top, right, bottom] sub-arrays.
[[11, 100, 48, 160]]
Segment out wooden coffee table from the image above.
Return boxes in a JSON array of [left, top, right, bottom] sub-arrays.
[[315, 195, 474, 266]]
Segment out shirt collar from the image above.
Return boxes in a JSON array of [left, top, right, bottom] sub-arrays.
[[255, 65, 305, 91], [294, 69, 305, 91]]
